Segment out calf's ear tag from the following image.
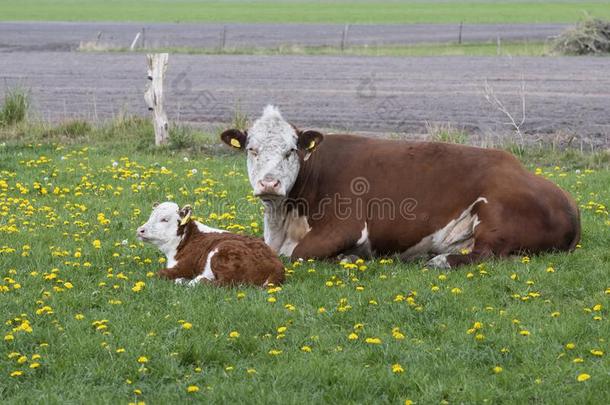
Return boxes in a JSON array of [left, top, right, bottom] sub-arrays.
[[230, 138, 241, 148], [179, 205, 192, 226], [307, 140, 316, 150], [180, 212, 191, 226]]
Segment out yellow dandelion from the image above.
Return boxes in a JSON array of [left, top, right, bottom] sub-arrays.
[[577, 373, 590, 382], [187, 385, 200, 393], [391, 363, 404, 373]]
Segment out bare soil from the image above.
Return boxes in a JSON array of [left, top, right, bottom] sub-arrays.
[[1, 51, 608, 148]]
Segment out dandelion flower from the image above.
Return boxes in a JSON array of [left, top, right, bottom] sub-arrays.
[[229, 331, 240, 338], [365, 337, 382, 345], [391, 363, 404, 373], [492, 366, 503, 374], [137, 356, 148, 364], [301, 345, 312, 353], [577, 373, 590, 382], [181, 322, 193, 330], [187, 385, 199, 393]]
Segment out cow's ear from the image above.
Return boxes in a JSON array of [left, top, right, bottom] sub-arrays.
[[297, 130, 324, 152], [220, 129, 247, 150], [179, 204, 193, 226]]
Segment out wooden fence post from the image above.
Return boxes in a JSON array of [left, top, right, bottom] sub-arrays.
[[144, 53, 169, 146], [340, 24, 350, 51], [219, 25, 227, 52]]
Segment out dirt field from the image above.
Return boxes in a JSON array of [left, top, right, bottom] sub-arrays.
[[1, 51, 609, 147], [0, 21, 568, 52]]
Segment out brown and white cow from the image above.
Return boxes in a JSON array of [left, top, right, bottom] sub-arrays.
[[220, 105, 580, 269], [137, 202, 285, 286]]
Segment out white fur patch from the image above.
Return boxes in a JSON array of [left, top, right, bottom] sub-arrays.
[[357, 222, 369, 246], [401, 197, 488, 260], [195, 222, 225, 234], [427, 254, 451, 269], [174, 278, 187, 285], [187, 248, 218, 287], [264, 201, 310, 256]]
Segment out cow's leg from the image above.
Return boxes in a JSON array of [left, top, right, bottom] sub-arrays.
[[291, 222, 364, 261], [428, 207, 512, 269]]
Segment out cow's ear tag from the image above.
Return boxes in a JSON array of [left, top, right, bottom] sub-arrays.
[[230, 138, 241, 148], [307, 140, 316, 150]]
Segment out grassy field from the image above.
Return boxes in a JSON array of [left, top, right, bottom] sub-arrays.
[[2, 1, 610, 23], [0, 118, 608, 403], [92, 40, 549, 57]]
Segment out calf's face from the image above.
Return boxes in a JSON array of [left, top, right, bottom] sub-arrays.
[[221, 105, 323, 198], [137, 202, 192, 247]]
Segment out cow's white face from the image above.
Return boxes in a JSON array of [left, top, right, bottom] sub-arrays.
[[221, 105, 323, 198], [137, 202, 191, 248]]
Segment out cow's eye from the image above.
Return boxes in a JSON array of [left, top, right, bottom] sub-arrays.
[[248, 148, 258, 157], [160, 218, 169, 223], [284, 149, 295, 159]]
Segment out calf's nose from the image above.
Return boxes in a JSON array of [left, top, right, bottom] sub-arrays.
[[137, 226, 145, 235]]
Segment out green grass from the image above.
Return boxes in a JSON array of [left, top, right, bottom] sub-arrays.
[[92, 40, 549, 57], [0, 121, 609, 403], [0, 88, 29, 127], [2, 1, 610, 23]]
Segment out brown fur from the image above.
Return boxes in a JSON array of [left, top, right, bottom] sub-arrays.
[[158, 221, 285, 286], [284, 135, 580, 266]]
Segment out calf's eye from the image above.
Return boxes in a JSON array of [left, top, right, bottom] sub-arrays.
[[160, 218, 169, 223]]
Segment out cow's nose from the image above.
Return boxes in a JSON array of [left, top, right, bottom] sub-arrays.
[[137, 227, 145, 235], [259, 179, 280, 192]]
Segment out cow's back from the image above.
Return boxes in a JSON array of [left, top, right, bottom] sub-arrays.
[[298, 135, 578, 254]]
